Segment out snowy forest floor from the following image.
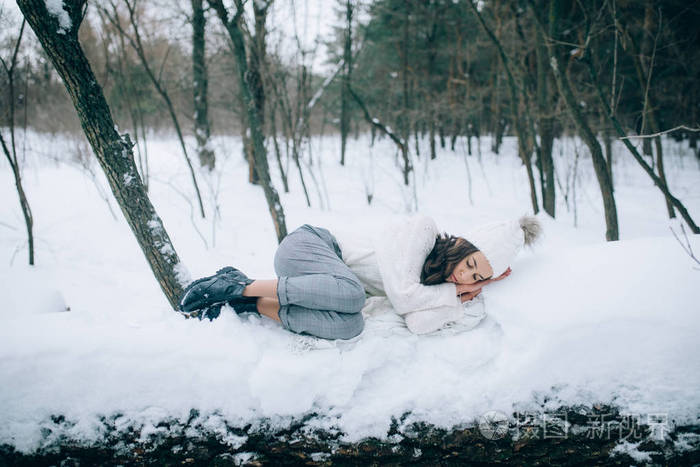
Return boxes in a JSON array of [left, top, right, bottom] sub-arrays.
[[1, 131, 699, 465]]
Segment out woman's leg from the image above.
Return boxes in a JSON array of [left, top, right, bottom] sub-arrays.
[[273, 226, 365, 313], [243, 224, 366, 339], [243, 280, 278, 299], [256, 297, 281, 322], [247, 296, 363, 340], [277, 303, 364, 340]]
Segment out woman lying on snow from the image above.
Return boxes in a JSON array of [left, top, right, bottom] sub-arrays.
[[178, 215, 542, 339]]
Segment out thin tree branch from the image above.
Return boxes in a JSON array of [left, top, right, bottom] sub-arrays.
[[348, 85, 406, 154], [670, 224, 700, 267], [619, 125, 700, 140]]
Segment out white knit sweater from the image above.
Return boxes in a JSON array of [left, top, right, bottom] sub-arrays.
[[332, 214, 486, 335]]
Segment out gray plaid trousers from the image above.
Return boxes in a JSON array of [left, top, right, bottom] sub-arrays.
[[274, 224, 365, 340]]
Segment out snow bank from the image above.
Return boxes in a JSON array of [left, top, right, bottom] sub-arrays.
[[0, 265, 68, 317], [1, 133, 698, 452]]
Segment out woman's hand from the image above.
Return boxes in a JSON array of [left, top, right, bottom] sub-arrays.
[[454, 267, 512, 299], [455, 282, 484, 294], [458, 288, 481, 303], [493, 267, 512, 281]]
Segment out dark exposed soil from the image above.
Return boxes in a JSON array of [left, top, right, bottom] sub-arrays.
[[1, 404, 698, 466]]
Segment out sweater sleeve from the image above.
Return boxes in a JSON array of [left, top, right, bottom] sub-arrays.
[[373, 214, 463, 317], [404, 295, 487, 335], [403, 307, 463, 334]]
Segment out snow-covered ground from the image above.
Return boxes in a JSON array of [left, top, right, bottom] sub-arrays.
[[1, 130, 699, 454]]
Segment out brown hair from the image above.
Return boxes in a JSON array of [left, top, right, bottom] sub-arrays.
[[420, 234, 479, 285]]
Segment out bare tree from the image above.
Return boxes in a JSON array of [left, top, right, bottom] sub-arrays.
[[267, 58, 312, 206], [207, 0, 287, 241], [192, 0, 215, 170], [528, 0, 619, 241], [96, 8, 150, 190], [585, 54, 699, 234], [573, 1, 699, 235], [100, 0, 206, 218], [534, 0, 557, 217], [16, 0, 185, 308], [1, 18, 34, 265], [398, 3, 411, 175], [264, 2, 346, 205], [348, 84, 408, 179], [238, 0, 272, 185], [616, 4, 674, 219], [339, 0, 353, 166], [267, 91, 288, 192], [468, 0, 540, 215]]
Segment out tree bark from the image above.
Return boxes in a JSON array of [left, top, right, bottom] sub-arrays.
[[602, 113, 613, 186], [491, 65, 504, 154], [639, 1, 654, 158], [16, 0, 185, 307], [243, 1, 270, 185], [426, 19, 438, 160], [192, 0, 215, 171], [399, 5, 411, 178], [208, 0, 287, 242], [339, 0, 352, 166], [535, 0, 556, 217], [269, 99, 288, 193], [429, 119, 437, 160]]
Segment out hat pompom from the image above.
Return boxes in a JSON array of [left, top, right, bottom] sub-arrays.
[[519, 215, 542, 246]]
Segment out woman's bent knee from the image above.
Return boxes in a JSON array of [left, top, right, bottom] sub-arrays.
[[339, 277, 366, 313], [335, 312, 365, 340]]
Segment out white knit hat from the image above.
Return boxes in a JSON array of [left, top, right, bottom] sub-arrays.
[[464, 215, 542, 277]]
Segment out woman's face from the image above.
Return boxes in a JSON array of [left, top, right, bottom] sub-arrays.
[[445, 250, 493, 285]]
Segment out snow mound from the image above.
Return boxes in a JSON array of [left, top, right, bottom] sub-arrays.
[[0, 266, 68, 318], [1, 234, 698, 452]]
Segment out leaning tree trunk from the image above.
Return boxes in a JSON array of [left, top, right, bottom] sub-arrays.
[[208, 0, 287, 242], [192, 0, 215, 171], [16, 0, 185, 308]]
